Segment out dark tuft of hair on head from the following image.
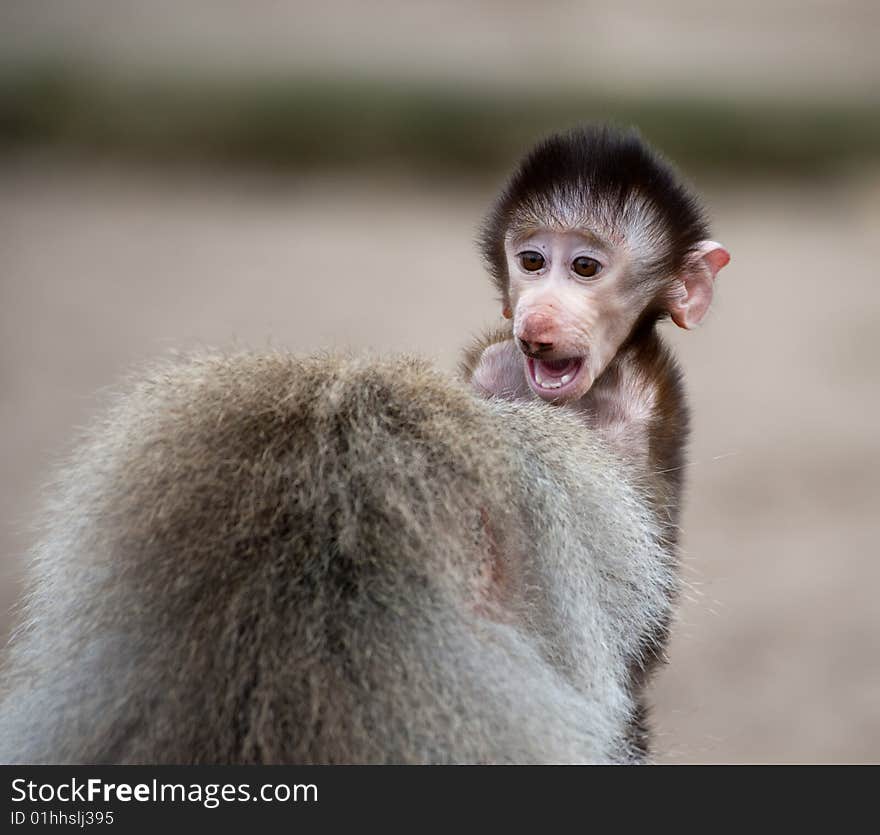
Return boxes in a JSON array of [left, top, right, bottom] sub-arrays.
[[479, 124, 709, 303]]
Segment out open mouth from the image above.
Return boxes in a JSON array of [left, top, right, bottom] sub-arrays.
[[525, 356, 587, 400]]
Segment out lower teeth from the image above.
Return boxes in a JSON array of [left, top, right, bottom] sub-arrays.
[[534, 367, 576, 390]]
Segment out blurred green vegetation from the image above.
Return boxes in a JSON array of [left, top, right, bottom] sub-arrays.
[[1, 63, 878, 177]]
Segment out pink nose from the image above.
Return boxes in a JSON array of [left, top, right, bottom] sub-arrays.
[[516, 314, 556, 356], [518, 337, 554, 356]]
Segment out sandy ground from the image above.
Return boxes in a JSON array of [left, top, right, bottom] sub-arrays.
[[1, 161, 878, 763]]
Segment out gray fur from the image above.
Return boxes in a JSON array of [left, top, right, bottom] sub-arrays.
[[0, 351, 673, 764]]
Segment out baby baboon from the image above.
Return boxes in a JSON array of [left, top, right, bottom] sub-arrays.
[[464, 124, 730, 750], [468, 123, 729, 524]]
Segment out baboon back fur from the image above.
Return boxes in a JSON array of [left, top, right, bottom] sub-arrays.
[[0, 352, 673, 763]]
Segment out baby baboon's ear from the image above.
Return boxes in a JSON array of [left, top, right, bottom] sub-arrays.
[[668, 241, 730, 330]]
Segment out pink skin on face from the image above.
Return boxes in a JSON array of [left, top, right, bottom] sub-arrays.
[[504, 229, 729, 404], [504, 229, 637, 403]]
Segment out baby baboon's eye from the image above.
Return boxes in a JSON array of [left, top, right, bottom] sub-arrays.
[[572, 256, 601, 278], [519, 251, 545, 272]]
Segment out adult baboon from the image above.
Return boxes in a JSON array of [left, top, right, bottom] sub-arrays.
[[0, 351, 671, 763]]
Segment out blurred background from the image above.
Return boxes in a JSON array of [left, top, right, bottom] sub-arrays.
[[1, 0, 878, 763]]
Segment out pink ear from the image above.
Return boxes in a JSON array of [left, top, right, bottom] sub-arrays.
[[669, 241, 730, 330]]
